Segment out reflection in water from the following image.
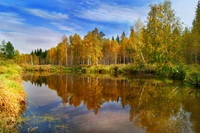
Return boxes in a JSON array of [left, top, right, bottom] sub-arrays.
[[22, 73, 200, 133]]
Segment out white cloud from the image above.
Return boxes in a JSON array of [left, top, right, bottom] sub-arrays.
[[25, 8, 69, 20], [75, 4, 149, 24], [0, 12, 26, 34], [50, 22, 76, 32], [75, 0, 198, 28], [0, 28, 63, 54], [0, 12, 24, 25], [0, 12, 64, 53], [171, 0, 198, 27]]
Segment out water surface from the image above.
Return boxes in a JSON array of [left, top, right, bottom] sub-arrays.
[[20, 73, 200, 133]]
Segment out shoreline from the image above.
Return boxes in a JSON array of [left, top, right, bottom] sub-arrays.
[[22, 64, 185, 80], [0, 58, 26, 132]]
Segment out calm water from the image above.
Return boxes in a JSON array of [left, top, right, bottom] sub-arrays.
[[20, 73, 200, 133]]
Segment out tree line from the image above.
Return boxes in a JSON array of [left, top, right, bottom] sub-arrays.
[[18, 0, 200, 70]]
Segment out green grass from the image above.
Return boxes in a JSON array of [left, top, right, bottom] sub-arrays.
[[22, 63, 188, 80], [184, 64, 200, 81], [22, 64, 157, 76], [0, 54, 26, 132]]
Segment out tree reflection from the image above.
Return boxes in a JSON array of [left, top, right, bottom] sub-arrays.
[[23, 73, 200, 132], [126, 82, 189, 132], [181, 88, 200, 133]]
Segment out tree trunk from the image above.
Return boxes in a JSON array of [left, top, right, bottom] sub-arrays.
[[66, 49, 68, 66], [140, 50, 146, 64], [124, 51, 126, 64], [31, 55, 33, 65]]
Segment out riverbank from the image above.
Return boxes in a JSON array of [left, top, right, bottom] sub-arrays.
[[22, 64, 156, 74], [0, 55, 26, 132], [22, 63, 186, 80]]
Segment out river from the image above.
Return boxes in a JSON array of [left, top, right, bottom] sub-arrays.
[[19, 73, 200, 133]]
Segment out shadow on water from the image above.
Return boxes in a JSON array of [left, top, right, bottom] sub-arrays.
[[20, 72, 200, 133]]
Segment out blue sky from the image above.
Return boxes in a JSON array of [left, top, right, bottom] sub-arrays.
[[0, 0, 198, 53]]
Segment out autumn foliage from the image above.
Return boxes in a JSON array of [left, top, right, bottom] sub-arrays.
[[19, 0, 200, 77]]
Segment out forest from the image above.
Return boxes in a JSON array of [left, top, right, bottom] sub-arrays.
[[2, 0, 200, 132], [3, 0, 200, 77]]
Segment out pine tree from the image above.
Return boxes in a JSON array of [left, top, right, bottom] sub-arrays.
[[5, 41, 15, 58], [116, 35, 120, 44]]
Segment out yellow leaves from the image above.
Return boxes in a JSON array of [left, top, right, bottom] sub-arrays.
[[57, 43, 67, 65], [143, 0, 182, 65], [149, 17, 153, 22], [158, 13, 163, 18]]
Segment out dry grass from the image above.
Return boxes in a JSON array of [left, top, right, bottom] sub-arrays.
[[22, 64, 59, 72], [0, 55, 26, 132]]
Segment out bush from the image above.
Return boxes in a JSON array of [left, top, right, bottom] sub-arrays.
[[157, 64, 185, 80]]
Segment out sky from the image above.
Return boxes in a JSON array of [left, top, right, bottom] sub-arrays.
[[0, 0, 198, 54]]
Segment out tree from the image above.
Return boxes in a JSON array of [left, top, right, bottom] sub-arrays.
[[116, 35, 120, 44], [46, 47, 57, 65], [133, 19, 146, 64], [62, 35, 69, 66], [1, 40, 6, 53], [5, 41, 15, 58], [102, 38, 111, 64], [69, 34, 82, 66], [83, 32, 93, 65], [32, 53, 39, 65], [91, 28, 104, 65], [83, 28, 103, 65], [182, 27, 193, 64], [110, 39, 119, 64], [14, 50, 21, 64], [143, 0, 181, 64], [119, 32, 128, 64], [20, 54, 32, 64], [57, 42, 67, 65], [191, 0, 200, 63]]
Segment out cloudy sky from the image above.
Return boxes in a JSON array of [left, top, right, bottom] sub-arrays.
[[0, 0, 198, 53]]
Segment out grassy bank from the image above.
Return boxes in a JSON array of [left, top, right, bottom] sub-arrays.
[[184, 64, 200, 83], [22, 63, 184, 79], [0, 55, 26, 132], [22, 64, 154, 73]]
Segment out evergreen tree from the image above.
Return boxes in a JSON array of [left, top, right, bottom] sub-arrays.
[[1, 40, 6, 53], [116, 35, 120, 44], [112, 36, 115, 41], [5, 41, 15, 58]]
